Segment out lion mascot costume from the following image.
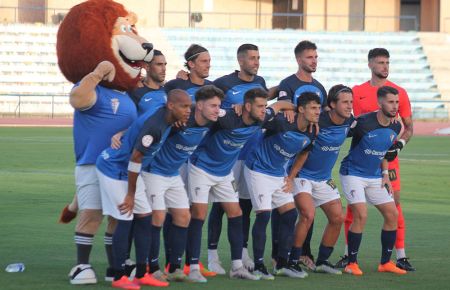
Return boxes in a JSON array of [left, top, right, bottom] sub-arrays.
[[56, 0, 153, 285]]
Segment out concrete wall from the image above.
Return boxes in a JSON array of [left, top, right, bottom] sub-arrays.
[[1, 0, 450, 32]]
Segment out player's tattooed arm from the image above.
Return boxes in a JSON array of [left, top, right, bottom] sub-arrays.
[[400, 116, 413, 143], [70, 61, 116, 110]]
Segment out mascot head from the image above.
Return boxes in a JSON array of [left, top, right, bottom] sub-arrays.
[[57, 0, 153, 91]]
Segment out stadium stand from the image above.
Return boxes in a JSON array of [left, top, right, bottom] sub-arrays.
[[0, 23, 447, 118]]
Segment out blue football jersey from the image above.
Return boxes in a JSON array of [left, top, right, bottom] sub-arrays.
[[340, 112, 401, 178], [146, 110, 211, 177], [299, 112, 355, 181], [129, 85, 167, 117], [213, 70, 268, 161], [213, 71, 268, 109], [73, 85, 137, 166], [277, 74, 327, 108], [96, 107, 172, 180], [190, 108, 275, 177], [246, 113, 315, 177], [164, 78, 213, 103]]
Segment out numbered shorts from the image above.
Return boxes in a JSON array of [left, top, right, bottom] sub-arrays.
[[188, 164, 238, 204], [244, 166, 294, 211], [75, 165, 101, 210], [293, 178, 341, 207], [232, 160, 251, 199], [141, 171, 190, 210], [96, 169, 151, 221], [388, 157, 401, 192], [340, 174, 393, 206]]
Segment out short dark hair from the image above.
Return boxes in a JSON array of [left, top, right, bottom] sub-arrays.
[[184, 44, 208, 70], [377, 86, 398, 100], [327, 84, 352, 107], [237, 44, 259, 56], [195, 85, 224, 102], [297, 92, 321, 111], [244, 88, 268, 104], [148, 50, 163, 63], [368, 48, 390, 61], [294, 40, 317, 56]]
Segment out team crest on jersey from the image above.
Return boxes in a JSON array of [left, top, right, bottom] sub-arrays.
[[110, 98, 120, 114], [141, 135, 154, 148], [279, 91, 287, 98], [219, 109, 226, 117]]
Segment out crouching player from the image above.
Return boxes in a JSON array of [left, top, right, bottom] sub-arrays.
[[245, 92, 319, 280], [286, 85, 354, 275], [339, 86, 406, 276], [142, 85, 224, 282], [96, 89, 192, 289]]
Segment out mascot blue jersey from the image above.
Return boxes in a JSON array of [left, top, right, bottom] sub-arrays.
[[73, 85, 137, 166]]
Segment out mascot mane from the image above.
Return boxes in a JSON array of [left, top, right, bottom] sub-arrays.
[[57, 0, 139, 91]]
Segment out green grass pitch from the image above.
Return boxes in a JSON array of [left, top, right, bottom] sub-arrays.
[[0, 127, 449, 289]]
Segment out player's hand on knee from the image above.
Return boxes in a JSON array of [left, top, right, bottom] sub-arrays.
[[283, 176, 294, 193], [118, 194, 135, 217]]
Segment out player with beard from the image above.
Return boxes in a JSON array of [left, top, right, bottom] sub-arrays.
[[336, 48, 415, 272], [339, 86, 406, 276], [207, 43, 273, 274], [274, 40, 327, 270]]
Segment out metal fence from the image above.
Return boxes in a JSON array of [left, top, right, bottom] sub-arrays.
[[0, 94, 448, 120]]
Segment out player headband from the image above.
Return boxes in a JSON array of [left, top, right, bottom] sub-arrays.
[[334, 87, 352, 99], [186, 51, 207, 61]]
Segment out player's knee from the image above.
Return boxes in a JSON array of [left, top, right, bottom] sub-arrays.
[[172, 210, 191, 227], [386, 208, 398, 225], [152, 210, 166, 226], [353, 210, 367, 225], [105, 216, 117, 234], [75, 209, 103, 234], [190, 204, 207, 221], [300, 209, 315, 226], [330, 212, 345, 226]]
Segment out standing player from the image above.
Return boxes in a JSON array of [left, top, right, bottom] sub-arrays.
[[67, 62, 138, 285], [142, 85, 223, 282], [160, 44, 216, 277], [246, 92, 319, 280], [286, 85, 354, 275], [96, 89, 192, 289], [207, 43, 269, 274], [130, 50, 168, 116], [164, 44, 213, 102], [336, 48, 415, 271], [274, 40, 328, 270], [339, 86, 406, 276], [185, 88, 294, 282]]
